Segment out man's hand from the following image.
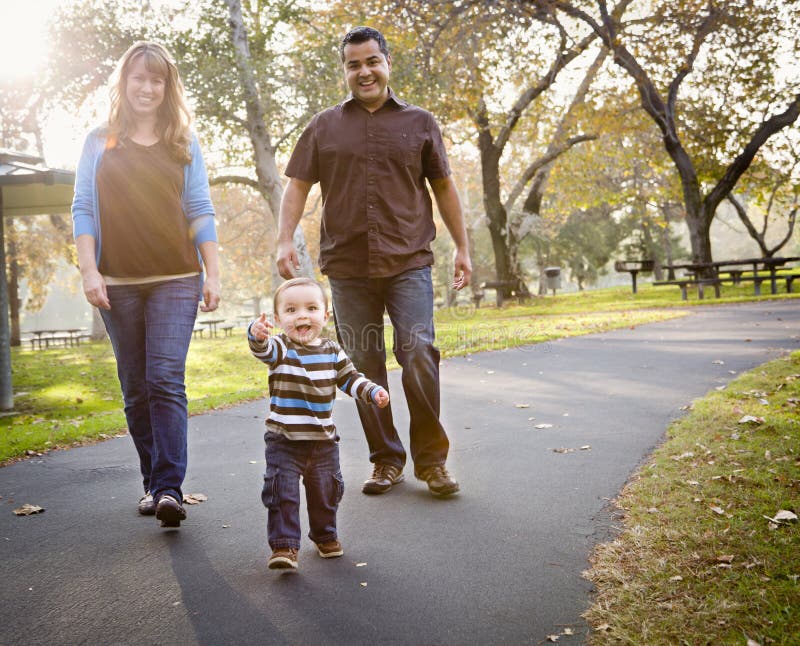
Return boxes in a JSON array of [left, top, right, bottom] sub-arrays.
[[276, 240, 301, 279], [451, 247, 472, 291], [250, 312, 274, 341]]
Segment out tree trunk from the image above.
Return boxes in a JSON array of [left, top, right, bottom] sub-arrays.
[[226, 0, 314, 278]]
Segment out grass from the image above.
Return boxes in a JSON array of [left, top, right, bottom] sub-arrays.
[[583, 350, 800, 644]]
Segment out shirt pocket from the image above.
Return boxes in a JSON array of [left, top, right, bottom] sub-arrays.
[[382, 132, 422, 168]]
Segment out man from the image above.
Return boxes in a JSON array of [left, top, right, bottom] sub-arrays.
[[277, 26, 472, 497]]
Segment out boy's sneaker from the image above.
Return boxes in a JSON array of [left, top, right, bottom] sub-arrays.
[[414, 465, 460, 497], [155, 494, 186, 528], [315, 540, 344, 559], [137, 491, 155, 516], [268, 548, 299, 570]]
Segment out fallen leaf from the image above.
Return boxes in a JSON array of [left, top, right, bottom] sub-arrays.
[[746, 639, 760, 646], [515, 403, 530, 408], [714, 555, 734, 564], [738, 415, 764, 424], [595, 623, 612, 632], [710, 506, 725, 515], [579, 445, 591, 451], [183, 493, 208, 505], [13, 504, 44, 516], [669, 575, 683, 582], [360, 582, 368, 587], [712, 359, 724, 365], [546, 636, 559, 643], [355, 562, 367, 567], [773, 510, 798, 521], [535, 423, 553, 429], [249, 460, 258, 464], [561, 628, 574, 636], [553, 447, 574, 454]]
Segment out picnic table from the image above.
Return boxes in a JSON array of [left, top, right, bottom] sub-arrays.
[[26, 328, 89, 350], [198, 318, 226, 338], [657, 256, 800, 298]]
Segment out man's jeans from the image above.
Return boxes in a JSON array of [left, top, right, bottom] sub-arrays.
[[328, 266, 449, 471], [262, 432, 344, 550], [100, 276, 200, 503]]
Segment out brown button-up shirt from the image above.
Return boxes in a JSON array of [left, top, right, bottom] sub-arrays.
[[285, 90, 451, 278]]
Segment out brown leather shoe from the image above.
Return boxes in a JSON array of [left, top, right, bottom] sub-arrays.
[[362, 463, 405, 495], [315, 540, 344, 558], [415, 465, 459, 497], [268, 547, 299, 570]]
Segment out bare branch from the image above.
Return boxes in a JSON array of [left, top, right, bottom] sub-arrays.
[[209, 175, 260, 190]]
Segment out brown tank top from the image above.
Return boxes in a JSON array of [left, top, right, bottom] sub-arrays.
[[96, 138, 200, 277]]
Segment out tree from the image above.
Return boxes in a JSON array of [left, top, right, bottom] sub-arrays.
[[534, 0, 800, 272], [365, 1, 619, 298], [554, 205, 632, 289]]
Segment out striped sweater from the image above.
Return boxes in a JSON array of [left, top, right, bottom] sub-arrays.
[[249, 332, 381, 440]]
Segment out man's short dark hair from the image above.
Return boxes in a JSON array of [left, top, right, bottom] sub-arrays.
[[340, 26, 389, 62]]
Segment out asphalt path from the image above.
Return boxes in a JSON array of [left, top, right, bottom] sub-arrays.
[[2, 300, 799, 645]]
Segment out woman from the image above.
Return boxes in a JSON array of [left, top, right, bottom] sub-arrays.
[[72, 41, 220, 528]]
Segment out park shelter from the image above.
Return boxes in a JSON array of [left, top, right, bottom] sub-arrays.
[[0, 150, 75, 410]]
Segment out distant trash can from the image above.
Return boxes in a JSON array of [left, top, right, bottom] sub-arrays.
[[544, 267, 561, 294]]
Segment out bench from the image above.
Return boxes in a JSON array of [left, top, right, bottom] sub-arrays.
[[220, 323, 237, 337], [480, 281, 527, 307], [192, 326, 205, 339], [720, 274, 768, 296], [652, 278, 721, 300], [784, 272, 800, 293], [717, 271, 800, 295]]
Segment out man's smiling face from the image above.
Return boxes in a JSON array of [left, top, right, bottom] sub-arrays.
[[343, 38, 391, 111]]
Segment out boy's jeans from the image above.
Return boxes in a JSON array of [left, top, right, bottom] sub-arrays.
[[262, 432, 344, 550], [328, 266, 450, 471], [100, 276, 200, 504]]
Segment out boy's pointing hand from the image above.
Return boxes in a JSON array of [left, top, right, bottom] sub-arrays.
[[251, 312, 273, 341]]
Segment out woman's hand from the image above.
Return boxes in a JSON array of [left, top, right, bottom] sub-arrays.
[[81, 268, 110, 310], [200, 275, 221, 312]]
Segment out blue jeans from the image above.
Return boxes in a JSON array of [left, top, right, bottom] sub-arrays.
[[328, 266, 449, 471], [262, 432, 344, 549], [100, 276, 200, 504]]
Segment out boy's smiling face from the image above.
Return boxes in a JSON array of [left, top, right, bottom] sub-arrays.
[[274, 283, 329, 346]]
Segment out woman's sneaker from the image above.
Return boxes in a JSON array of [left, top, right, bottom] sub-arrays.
[[268, 548, 299, 570], [315, 540, 344, 558], [137, 492, 155, 516], [155, 494, 187, 528]]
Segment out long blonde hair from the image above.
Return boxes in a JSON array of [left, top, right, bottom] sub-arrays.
[[107, 41, 192, 164]]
